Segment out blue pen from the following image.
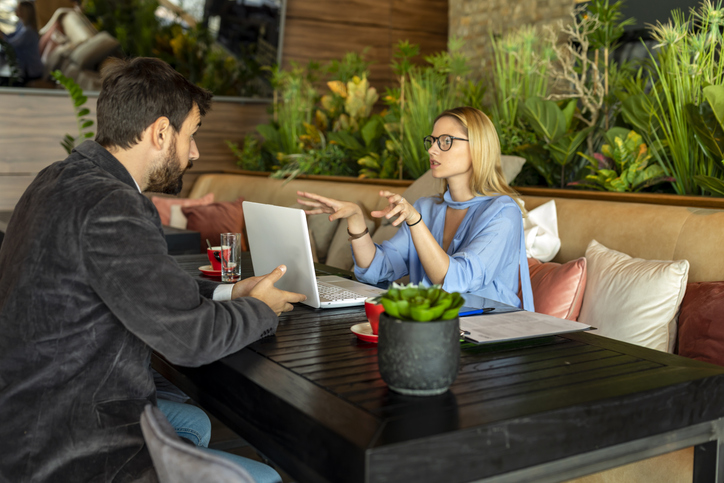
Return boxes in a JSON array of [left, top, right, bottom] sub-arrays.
[[459, 307, 495, 317]]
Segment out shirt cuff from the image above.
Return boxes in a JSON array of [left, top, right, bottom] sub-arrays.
[[213, 284, 234, 301]]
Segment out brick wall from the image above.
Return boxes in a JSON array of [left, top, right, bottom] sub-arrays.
[[449, 0, 577, 77]]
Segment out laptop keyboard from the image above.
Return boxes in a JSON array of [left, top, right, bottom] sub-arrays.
[[317, 281, 365, 302]]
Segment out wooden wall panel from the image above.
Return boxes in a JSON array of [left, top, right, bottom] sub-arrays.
[[0, 90, 270, 209], [0, 92, 91, 174], [391, 0, 448, 34], [285, 0, 390, 26], [282, 0, 449, 91]]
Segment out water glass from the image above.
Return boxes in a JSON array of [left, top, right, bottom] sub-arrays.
[[220, 232, 242, 282]]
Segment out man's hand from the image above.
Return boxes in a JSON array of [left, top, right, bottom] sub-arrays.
[[231, 275, 265, 299], [248, 265, 307, 315]]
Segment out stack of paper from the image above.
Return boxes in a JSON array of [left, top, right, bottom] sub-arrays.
[[460, 311, 592, 344]]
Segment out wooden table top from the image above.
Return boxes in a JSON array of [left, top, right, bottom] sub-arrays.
[[156, 253, 724, 483]]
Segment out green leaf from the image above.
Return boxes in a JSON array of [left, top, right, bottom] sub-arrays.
[[77, 108, 90, 117], [693, 174, 724, 196], [604, 127, 631, 148], [327, 131, 364, 152], [82, 120, 94, 129], [380, 298, 401, 318], [561, 99, 577, 131], [703, 85, 724, 131], [256, 124, 283, 153], [84, 132, 94, 138], [360, 116, 381, 149], [685, 102, 724, 172], [548, 127, 593, 166], [621, 94, 654, 135], [520, 97, 567, 142]]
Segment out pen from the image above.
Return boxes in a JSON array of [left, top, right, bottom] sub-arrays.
[[459, 307, 495, 317]]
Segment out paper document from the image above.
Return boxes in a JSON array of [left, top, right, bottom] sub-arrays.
[[460, 311, 591, 344]]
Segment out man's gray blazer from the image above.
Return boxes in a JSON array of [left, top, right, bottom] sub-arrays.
[[0, 141, 277, 482]]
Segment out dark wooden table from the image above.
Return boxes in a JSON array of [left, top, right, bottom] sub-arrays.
[[154, 253, 724, 483]]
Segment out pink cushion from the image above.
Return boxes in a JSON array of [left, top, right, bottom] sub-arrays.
[[521, 257, 587, 320], [677, 281, 724, 366], [151, 193, 214, 226], [182, 197, 247, 253]]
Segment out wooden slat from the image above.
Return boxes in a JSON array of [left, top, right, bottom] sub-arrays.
[[391, 0, 448, 34], [286, 0, 391, 27], [0, 90, 271, 206], [0, 92, 87, 173]]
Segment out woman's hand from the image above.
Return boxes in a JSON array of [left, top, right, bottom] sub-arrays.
[[371, 190, 420, 227], [296, 191, 362, 222]]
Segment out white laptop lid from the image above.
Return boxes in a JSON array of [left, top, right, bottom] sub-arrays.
[[242, 201, 322, 308]]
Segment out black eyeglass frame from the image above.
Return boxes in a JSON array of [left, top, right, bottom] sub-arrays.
[[423, 134, 469, 151]]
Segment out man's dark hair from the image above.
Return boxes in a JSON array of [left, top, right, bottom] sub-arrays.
[[95, 57, 213, 150]]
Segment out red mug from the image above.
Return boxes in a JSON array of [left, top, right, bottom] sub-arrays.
[[364, 297, 385, 335], [207, 246, 229, 271]]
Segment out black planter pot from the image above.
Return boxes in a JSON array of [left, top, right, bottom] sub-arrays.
[[377, 312, 460, 396]]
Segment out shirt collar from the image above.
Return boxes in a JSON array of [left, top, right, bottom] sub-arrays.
[[442, 189, 492, 209]]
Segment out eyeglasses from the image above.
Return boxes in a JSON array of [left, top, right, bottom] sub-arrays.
[[423, 135, 469, 152]]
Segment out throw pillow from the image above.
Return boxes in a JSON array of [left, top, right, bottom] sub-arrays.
[[677, 281, 724, 366], [168, 205, 188, 230], [500, 155, 526, 184], [152, 193, 214, 226], [578, 240, 689, 353], [182, 197, 247, 253], [521, 257, 587, 321], [523, 200, 561, 263]]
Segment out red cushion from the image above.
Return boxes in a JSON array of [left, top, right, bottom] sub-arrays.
[[182, 197, 248, 253], [521, 257, 587, 320], [677, 281, 724, 366], [151, 193, 214, 226]]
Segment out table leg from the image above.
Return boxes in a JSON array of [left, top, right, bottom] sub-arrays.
[[693, 418, 724, 483]]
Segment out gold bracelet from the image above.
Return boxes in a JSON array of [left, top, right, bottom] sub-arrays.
[[406, 213, 423, 227], [347, 226, 369, 242]]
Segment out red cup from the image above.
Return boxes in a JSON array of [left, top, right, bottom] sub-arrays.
[[364, 297, 385, 335], [207, 246, 229, 271]]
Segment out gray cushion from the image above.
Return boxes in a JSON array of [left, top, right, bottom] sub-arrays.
[[140, 405, 256, 483]]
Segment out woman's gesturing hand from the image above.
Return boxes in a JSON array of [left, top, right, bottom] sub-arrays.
[[296, 191, 362, 222], [371, 190, 421, 227]]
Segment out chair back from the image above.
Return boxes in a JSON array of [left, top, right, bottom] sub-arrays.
[[140, 404, 256, 483]]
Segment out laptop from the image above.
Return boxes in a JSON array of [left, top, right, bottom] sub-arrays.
[[242, 201, 385, 308]]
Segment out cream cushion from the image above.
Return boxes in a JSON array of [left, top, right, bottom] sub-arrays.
[[523, 200, 561, 262], [168, 204, 188, 229], [578, 240, 689, 353]]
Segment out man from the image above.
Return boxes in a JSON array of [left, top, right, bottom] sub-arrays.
[[0, 57, 305, 482]]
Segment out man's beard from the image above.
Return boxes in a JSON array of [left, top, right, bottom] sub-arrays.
[[145, 143, 190, 195]]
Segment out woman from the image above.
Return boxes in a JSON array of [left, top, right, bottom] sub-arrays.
[[298, 106, 534, 309], [1, 1, 44, 83]]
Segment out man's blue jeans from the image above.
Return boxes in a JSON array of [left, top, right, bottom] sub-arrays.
[[157, 400, 281, 483]]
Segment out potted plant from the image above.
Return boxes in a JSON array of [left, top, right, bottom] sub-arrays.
[[377, 283, 465, 396]]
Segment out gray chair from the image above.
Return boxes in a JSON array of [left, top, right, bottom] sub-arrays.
[[140, 404, 256, 483]]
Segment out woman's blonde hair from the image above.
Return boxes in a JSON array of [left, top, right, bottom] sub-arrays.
[[435, 106, 525, 214]]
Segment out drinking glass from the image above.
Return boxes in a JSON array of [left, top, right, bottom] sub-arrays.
[[220, 232, 242, 282]]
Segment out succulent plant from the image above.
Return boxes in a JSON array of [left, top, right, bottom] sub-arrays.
[[379, 283, 464, 322]]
